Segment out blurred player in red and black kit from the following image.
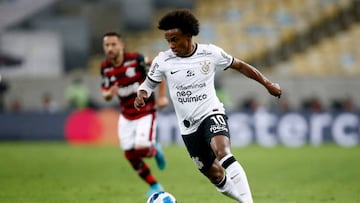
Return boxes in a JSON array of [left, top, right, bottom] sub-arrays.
[[100, 32, 169, 197]]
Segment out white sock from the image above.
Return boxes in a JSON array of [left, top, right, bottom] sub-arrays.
[[215, 175, 241, 201], [219, 154, 253, 203]]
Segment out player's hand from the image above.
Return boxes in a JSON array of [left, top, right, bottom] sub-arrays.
[[156, 96, 169, 110], [110, 84, 118, 95], [102, 83, 118, 101], [134, 90, 148, 110], [267, 82, 282, 98]]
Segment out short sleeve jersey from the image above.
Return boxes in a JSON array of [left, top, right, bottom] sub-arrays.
[[101, 52, 156, 120], [148, 44, 234, 134]]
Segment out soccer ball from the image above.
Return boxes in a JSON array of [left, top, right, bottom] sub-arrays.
[[146, 191, 177, 203]]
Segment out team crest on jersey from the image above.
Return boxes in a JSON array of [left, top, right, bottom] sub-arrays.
[[200, 61, 211, 75], [125, 67, 136, 77]]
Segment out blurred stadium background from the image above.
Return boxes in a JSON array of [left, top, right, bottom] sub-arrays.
[[0, 0, 359, 146]]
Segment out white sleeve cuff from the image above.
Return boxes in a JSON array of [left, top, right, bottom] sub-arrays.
[[138, 77, 158, 98]]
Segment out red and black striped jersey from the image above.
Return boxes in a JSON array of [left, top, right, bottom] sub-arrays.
[[100, 52, 156, 120]]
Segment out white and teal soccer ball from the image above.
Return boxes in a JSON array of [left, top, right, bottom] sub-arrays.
[[146, 191, 177, 203]]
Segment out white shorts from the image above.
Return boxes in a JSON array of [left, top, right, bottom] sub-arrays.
[[118, 113, 157, 150]]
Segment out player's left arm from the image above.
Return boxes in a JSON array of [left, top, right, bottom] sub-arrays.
[[230, 58, 282, 98]]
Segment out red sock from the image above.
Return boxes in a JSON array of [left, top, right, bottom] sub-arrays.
[[125, 150, 157, 185]]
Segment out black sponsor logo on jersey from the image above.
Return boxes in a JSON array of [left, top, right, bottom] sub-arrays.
[[183, 115, 205, 128], [170, 70, 180, 74], [186, 70, 195, 77], [176, 83, 206, 90], [176, 90, 207, 104]]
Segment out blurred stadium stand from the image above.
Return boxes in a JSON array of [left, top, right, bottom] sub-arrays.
[[0, 0, 359, 145], [0, 0, 58, 31], [0, 0, 359, 111], [116, 0, 360, 76]]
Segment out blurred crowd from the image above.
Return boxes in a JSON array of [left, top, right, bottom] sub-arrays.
[[0, 74, 100, 114], [1, 0, 360, 115], [0, 74, 357, 114], [236, 95, 357, 114]]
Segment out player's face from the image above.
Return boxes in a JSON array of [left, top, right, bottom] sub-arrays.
[[103, 36, 124, 60], [164, 28, 193, 57]]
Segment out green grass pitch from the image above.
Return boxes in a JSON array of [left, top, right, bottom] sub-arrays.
[[0, 142, 359, 203]]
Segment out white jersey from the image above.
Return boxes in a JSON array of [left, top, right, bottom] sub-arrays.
[[148, 43, 234, 134]]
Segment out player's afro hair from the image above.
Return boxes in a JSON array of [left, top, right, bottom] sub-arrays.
[[158, 9, 199, 36]]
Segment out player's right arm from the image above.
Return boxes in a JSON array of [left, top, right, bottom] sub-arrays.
[[135, 77, 159, 110], [135, 54, 164, 110], [155, 78, 169, 109]]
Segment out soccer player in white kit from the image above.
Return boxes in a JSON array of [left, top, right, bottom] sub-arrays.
[[135, 9, 282, 203]]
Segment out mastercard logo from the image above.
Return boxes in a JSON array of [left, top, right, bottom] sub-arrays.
[[64, 108, 120, 145]]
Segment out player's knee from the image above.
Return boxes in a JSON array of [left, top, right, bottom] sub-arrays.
[[213, 149, 230, 161], [211, 136, 231, 160]]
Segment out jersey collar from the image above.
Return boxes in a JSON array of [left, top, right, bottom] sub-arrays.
[[180, 43, 198, 58]]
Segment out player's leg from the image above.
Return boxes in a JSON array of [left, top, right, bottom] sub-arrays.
[[133, 113, 166, 196], [118, 114, 163, 197], [202, 114, 253, 203], [203, 159, 243, 201], [182, 127, 243, 202], [211, 136, 253, 203], [124, 149, 163, 197], [134, 112, 166, 170]]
